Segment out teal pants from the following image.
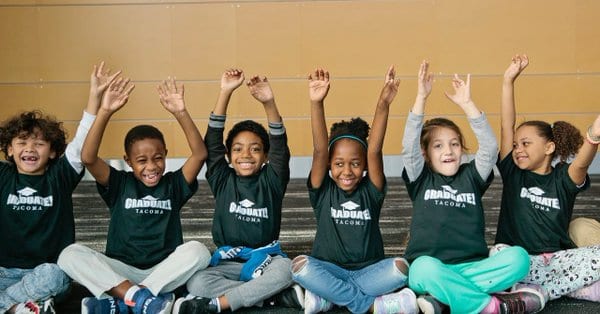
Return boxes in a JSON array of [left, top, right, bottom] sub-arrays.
[[408, 246, 529, 313]]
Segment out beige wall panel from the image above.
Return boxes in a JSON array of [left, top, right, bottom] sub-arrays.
[[0, 7, 40, 82], [575, 0, 600, 72], [235, 2, 302, 77], [433, 0, 576, 75], [298, 1, 438, 78], [37, 5, 172, 81], [171, 3, 237, 80], [0, 86, 39, 118], [34, 83, 90, 121]]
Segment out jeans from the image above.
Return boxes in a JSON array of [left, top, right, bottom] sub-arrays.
[[0, 263, 70, 312], [292, 256, 408, 313]]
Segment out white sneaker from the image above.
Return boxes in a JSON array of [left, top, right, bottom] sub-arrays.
[[304, 289, 333, 314], [373, 288, 418, 314]]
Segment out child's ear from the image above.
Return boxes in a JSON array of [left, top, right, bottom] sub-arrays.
[[49, 150, 56, 160], [545, 141, 556, 156], [123, 155, 132, 167], [7, 145, 13, 157]]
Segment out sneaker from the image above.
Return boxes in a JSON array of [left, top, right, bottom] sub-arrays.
[[494, 287, 545, 313], [304, 289, 333, 314], [373, 288, 418, 314], [15, 299, 56, 314], [172, 296, 217, 314], [512, 283, 549, 303], [268, 284, 304, 309], [416, 295, 447, 314], [130, 289, 174, 314], [81, 297, 129, 314]]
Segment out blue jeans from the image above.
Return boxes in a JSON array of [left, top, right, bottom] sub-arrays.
[[0, 263, 70, 312], [292, 256, 408, 313]]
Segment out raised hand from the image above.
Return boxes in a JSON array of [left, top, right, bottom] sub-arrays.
[[308, 68, 330, 103], [379, 65, 401, 105], [247, 75, 274, 104], [221, 68, 245, 93], [417, 60, 433, 99], [504, 54, 529, 82], [90, 61, 121, 98], [445, 74, 472, 107], [158, 77, 186, 114], [101, 77, 135, 113]]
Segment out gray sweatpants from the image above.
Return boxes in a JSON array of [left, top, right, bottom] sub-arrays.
[[186, 255, 293, 311], [57, 241, 210, 297]]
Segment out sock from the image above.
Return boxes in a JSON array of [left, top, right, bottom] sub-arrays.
[[480, 296, 499, 314], [209, 298, 221, 313], [567, 280, 600, 302], [124, 285, 141, 307]]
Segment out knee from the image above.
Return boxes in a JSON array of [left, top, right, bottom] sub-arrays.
[[506, 246, 530, 278], [291, 255, 309, 275], [31, 263, 71, 295], [394, 258, 409, 276], [57, 243, 86, 270], [409, 256, 444, 286], [181, 241, 211, 268]]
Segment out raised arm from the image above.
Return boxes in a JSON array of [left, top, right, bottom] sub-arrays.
[[247, 75, 290, 180], [309, 68, 331, 189], [82, 77, 135, 186], [569, 115, 600, 185], [500, 55, 529, 159], [158, 78, 206, 185], [402, 61, 433, 182], [446, 74, 497, 179], [369, 65, 400, 191], [66, 61, 121, 172]]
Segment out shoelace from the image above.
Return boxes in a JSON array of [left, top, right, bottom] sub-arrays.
[[499, 294, 526, 314]]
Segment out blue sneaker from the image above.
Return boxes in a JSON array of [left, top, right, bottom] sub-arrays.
[[130, 288, 174, 314], [81, 297, 128, 314]]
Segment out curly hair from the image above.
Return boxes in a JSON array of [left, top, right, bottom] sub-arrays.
[[225, 120, 270, 157], [518, 120, 583, 163], [420, 117, 468, 152], [124, 125, 166, 156], [0, 111, 67, 164], [328, 117, 370, 155]]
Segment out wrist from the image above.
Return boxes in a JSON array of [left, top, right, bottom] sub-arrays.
[[587, 126, 600, 145]]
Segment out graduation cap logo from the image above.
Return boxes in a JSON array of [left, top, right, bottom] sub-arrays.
[[239, 199, 255, 208], [441, 185, 458, 194], [17, 187, 37, 196], [527, 187, 545, 196], [340, 201, 360, 211]]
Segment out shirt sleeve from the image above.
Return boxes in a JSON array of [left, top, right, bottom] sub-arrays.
[[266, 121, 290, 187], [470, 113, 498, 181], [65, 111, 95, 173], [205, 113, 227, 178], [401, 111, 425, 182]]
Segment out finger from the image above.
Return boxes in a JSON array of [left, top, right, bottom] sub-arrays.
[[92, 65, 98, 78], [262, 76, 268, 82], [179, 83, 184, 97], [171, 77, 178, 93], [107, 70, 122, 84], [125, 83, 135, 95], [97, 61, 105, 75], [387, 65, 395, 81], [466, 74, 471, 86], [324, 70, 330, 81]]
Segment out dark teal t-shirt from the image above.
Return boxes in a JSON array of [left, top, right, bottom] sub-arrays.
[[403, 161, 492, 264], [308, 174, 386, 270], [98, 167, 198, 269], [495, 154, 589, 254], [0, 157, 83, 268]]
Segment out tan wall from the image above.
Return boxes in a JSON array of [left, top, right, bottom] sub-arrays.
[[1, 0, 599, 159]]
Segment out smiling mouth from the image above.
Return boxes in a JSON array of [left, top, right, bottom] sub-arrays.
[[21, 156, 39, 163], [143, 172, 160, 183], [238, 162, 255, 169]]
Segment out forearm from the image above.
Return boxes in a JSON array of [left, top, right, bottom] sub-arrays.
[[411, 95, 427, 115], [311, 101, 328, 155], [205, 113, 227, 169], [471, 113, 498, 180], [401, 111, 425, 182], [262, 100, 282, 124], [86, 90, 101, 116], [268, 129, 291, 181], [500, 80, 517, 156], [368, 100, 390, 153], [81, 110, 111, 165], [213, 89, 234, 115]]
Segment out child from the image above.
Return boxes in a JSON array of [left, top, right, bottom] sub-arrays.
[[176, 69, 297, 314], [403, 61, 543, 314], [491, 54, 600, 304], [291, 67, 416, 314], [0, 61, 119, 314], [57, 76, 211, 314]]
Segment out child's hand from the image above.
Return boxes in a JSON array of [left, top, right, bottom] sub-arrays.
[[445, 74, 472, 107], [379, 65, 401, 105], [101, 77, 135, 113], [504, 54, 529, 82], [247, 75, 274, 104], [158, 77, 186, 114], [221, 69, 245, 92], [90, 61, 121, 99], [590, 114, 600, 141], [308, 68, 330, 103], [417, 60, 433, 99]]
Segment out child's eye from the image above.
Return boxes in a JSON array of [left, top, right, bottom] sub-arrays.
[[512, 142, 517, 148], [351, 162, 360, 168], [232, 147, 241, 152], [251, 147, 262, 153], [523, 142, 529, 147], [335, 162, 344, 167], [433, 144, 442, 149], [452, 142, 460, 147]]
